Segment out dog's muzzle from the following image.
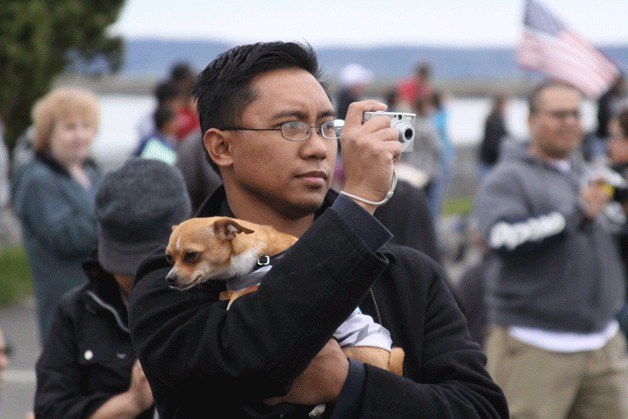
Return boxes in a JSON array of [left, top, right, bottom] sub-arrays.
[[165, 270, 178, 285]]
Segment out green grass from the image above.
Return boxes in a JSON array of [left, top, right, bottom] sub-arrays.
[[442, 196, 473, 216], [0, 245, 33, 307]]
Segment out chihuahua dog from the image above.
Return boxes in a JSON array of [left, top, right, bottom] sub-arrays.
[[165, 216, 404, 375]]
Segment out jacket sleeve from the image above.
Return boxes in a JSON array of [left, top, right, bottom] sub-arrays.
[[15, 173, 97, 257], [34, 294, 110, 418], [358, 256, 509, 418], [473, 169, 587, 256], [129, 209, 389, 405]]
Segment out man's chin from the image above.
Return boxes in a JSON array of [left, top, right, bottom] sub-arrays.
[[279, 197, 326, 219]]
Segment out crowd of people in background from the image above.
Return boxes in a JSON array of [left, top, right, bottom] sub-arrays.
[[0, 44, 627, 418]]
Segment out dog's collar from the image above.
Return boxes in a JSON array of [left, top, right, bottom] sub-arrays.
[[227, 250, 289, 291], [257, 250, 289, 266]]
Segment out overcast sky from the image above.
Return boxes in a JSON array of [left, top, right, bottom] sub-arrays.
[[110, 0, 628, 48]]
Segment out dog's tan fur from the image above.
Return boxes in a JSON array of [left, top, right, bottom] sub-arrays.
[[165, 216, 404, 375]]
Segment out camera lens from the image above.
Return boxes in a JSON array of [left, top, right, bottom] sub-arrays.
[[403, 127, 413, 141]]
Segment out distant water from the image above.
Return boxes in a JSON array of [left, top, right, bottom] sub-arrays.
[[91, 94, 598, 172]]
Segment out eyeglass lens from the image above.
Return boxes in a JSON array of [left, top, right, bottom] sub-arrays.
[[281, 120, 343, 141]]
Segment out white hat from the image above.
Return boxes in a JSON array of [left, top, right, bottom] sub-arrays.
[[339, 64, 374, 87]]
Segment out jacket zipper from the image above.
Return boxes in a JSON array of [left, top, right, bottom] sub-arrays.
[[85, 291, 130, 334], [368, 288, 382, 325]]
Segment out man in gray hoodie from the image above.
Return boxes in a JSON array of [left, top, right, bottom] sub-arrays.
[[473, 81, 627, 418]]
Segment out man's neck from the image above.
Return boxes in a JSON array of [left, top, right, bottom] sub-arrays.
[[232, 205, 315, 238], [225, 190, 316, 238]]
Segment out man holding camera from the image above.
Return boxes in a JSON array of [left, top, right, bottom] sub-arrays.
[[129, 41, 507, 418], [474, 81, 628, 418]]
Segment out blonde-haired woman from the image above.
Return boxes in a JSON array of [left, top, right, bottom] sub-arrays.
[[11, 87, 102, 343]]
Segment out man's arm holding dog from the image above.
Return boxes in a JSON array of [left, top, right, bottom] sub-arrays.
[[129, 204, 389, 405]]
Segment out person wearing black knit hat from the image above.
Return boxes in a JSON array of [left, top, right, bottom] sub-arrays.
[[34, 158, 191, 418]]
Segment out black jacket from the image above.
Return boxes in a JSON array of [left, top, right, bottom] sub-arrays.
[[129, 187, 508, 418], [479, 113, 508, 166], [34, 256, 155, 419]]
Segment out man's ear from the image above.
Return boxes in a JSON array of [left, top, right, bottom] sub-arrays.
[[203, 128, 233, 169]]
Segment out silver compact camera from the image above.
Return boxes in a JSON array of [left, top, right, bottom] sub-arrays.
[[362, 111, 416, 152]]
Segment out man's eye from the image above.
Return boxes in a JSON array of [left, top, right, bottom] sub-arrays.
[[184, 252, 199, 263], [282, 121, 303, 129]]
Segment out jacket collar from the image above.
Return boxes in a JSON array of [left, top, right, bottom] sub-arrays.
[[81, 253, 130, 333], [35, 151, 98, 177]]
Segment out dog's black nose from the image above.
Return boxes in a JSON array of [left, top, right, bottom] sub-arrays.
[[165, 272, 177, 285]]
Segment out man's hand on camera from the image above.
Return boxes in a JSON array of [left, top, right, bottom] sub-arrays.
[[339, 100, 403, 214]]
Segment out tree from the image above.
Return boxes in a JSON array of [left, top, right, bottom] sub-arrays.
[[0, 0, 125, 149]]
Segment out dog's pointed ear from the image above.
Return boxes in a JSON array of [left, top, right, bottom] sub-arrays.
[[228, 220, 254, 235], [214, 218, 254, 241]]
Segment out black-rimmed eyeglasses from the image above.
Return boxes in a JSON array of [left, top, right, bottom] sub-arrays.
[[220, 119, 344, 142]]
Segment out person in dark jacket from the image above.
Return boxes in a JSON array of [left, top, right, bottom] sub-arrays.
[[34, 158, 192, 418], [596, 74, 625, 140], [478, 94, 509, 179], [128, 41, 508, 418]]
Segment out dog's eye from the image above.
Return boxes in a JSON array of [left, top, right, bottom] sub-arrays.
[[165, 254, 173, 265], [184, 252, 199, 264]]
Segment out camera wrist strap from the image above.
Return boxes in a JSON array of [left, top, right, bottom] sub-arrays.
[[339, 166, 398, 207]]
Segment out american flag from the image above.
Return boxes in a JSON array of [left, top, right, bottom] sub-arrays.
[[517, 0, 620, 99]]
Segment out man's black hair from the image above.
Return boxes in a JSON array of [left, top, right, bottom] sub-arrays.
[[193, 41, 326, 174]]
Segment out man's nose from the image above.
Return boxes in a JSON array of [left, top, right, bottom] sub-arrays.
[[301, 128, 331, 158]]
